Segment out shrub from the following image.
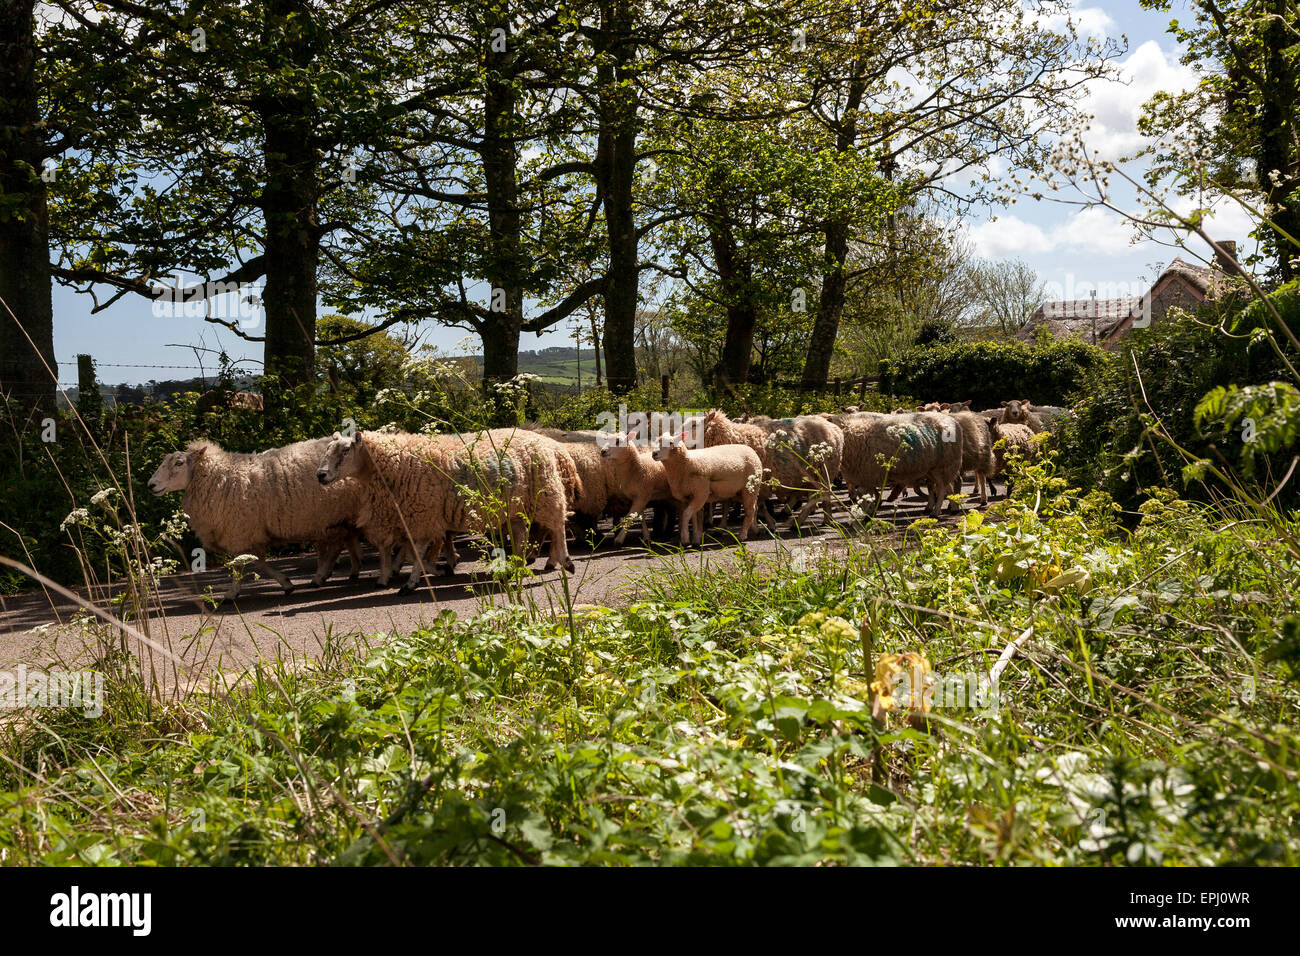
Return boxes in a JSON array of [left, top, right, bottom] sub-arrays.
[[879, 338, 1106, 409], [1056, 290, 1298, 513]]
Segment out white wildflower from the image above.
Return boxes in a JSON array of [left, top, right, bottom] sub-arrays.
[[60, 508, 91, 532], [90, 487, 118, 508]]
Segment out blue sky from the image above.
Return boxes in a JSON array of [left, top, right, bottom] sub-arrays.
[[51, 1, 1242, 386]]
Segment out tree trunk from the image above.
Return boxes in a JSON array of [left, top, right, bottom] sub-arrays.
[[800, 75, 865, 388], [1260, 0, 1297, 282], [479, 17, 524, 396], [0, 0, 56, 416], [595, 0, 639, 395], [260, 0, 320, 391], [801, 217, 849, 388]]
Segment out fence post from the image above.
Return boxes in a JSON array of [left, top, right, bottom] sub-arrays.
[[661, 374, 670, 406], [76, 353, 102, 428], [858, 378, 869, 400], [834, 377, 842, 397]]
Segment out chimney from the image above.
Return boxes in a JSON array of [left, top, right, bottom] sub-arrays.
[[1213, 240, 1240, 275]]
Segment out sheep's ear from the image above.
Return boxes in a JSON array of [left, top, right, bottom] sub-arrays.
[[1000, 400, 1009, 407], [332, 431, 341, 440], [705, 410, 717, 422], [625, 429, 637, 445]]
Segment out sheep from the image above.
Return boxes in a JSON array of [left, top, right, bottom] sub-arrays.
[[1029, 404, 1072, 434], [702, 409, 842, 525], [599, 433, 675, 545], [839, 411, 964, 517], [737, 414, 845, 525], [524, 424, 606, 444], [147, 438, 363, 601], [987, 420, 1039, 494], [918, 401, 997, 505], [560, 439, 613, 527], [316, 428, 574, 593], [999, 399, 1044, 433], [650, 435, 761, 545]]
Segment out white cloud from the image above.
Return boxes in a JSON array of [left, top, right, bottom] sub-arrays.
[[1081, 40, 1198, 158], [1031, 4, 1116, 40], [965, 215, 1051, 258]]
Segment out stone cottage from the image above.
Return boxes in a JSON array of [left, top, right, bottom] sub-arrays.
[[1017, 242, 1243, 349]]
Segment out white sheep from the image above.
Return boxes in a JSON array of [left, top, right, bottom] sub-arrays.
[[840, 411, 964, 517], [999, 399, 1044, 433], [316, 428, 574, 593], [933, 401, 998, 505], [987, 420, 1039, 494], [737, 413, 845, 525], [147, 438, 363, 601], [599, 432, 675, 545], [651, 435, 761, 545]]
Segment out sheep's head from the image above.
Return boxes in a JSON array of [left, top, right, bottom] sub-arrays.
[[650, 433, 687, 463], [319, 432, 364, 484], [948, 400, 972, 412], [600, 430, 639, 459], [148, 447, 204, 494], [1000, 399, 1032, 423]]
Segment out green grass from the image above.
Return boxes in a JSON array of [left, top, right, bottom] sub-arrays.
[[3, 458, 1298, 865]]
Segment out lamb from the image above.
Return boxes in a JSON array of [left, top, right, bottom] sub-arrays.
[[651, 435, 761, 545], [599, 433, 675, 545], [316, 428, 574, 593], [702, 409, 842, 525], [839, 411, 964, 517], [147, 438, 363, 601], [987, 420, 1039, 494], [999, 399, 1044, 434]]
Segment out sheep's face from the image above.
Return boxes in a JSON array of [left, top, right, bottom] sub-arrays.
[[600, 431, 639, 459], [650, 437, 684, 463], [318, 433, 361, 484], [148, 452, 193, 494], [1001, 399, 1031, 423]]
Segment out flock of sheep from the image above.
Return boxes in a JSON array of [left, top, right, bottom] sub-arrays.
[[144, 399, 1067, 601]]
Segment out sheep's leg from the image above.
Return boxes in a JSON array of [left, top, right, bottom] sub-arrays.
[[614, 494, 652, 545], [398, 539, 432, 594], [679, 495, 705, 546], [885, 483, 904, 502], [740, 492, 757, 541], [228, 556, 293, 598], [310, 542, 340, 587], [346, 533, 362, 580], [442, 532, 460, 572], [377, 542, 396, 587], [543, 519, 575, 573]]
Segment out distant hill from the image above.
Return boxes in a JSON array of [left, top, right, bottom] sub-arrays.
[[464, 347, 602, 388]]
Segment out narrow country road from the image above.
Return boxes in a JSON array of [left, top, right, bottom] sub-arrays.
[[0, 487, 978, 692]]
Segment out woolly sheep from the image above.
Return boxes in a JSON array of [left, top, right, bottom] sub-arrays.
[[999, 399, 1044, 433], [987, 419, 1039, 494], [733, 413, 845, 525], [317, 428, 574, 593], [599, 433, 675, 545], [651, 436, 761, 546], [929, 401, 997, 505], [840, 411, 964, 517], [147, 438, 363, 601]]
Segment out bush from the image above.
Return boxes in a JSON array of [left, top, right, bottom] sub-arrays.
[[1056, 291, 1298, 513], [879, 338, 1106, 410]]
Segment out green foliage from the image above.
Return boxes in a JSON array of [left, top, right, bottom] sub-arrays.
[[1058, 291, 1296, 511], [1194, 382, 1300, 477], [879, 338, 1106, 409], [4, 475, 1299, 865]]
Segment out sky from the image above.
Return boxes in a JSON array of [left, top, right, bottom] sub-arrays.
[[49, 0, 1246, 387]]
